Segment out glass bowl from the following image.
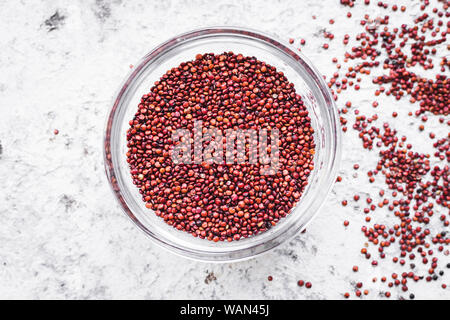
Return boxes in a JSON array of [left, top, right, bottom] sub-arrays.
[[104, 27, 341, 262]]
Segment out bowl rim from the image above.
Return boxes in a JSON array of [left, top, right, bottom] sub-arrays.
[[104, 26, 341, 262]]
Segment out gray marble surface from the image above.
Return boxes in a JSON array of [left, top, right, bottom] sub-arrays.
[[0, 0, 448, 299]]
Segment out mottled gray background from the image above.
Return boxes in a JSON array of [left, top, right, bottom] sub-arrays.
[[0, 0, 448, 299]]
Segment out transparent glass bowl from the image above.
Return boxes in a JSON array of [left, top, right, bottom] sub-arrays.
[[104, 27, 341, 262]]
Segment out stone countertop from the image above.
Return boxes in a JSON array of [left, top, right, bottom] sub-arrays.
[[0, 0, 448, 299]]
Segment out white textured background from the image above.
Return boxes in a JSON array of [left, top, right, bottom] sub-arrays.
[[0, 0, 448, 299]]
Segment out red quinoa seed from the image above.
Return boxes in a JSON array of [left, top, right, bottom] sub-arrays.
[[127, 52, 315, 242]]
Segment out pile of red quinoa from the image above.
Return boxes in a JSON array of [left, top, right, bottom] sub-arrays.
[[127, 52, 315, 242], [287, 0, 448, 298]]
